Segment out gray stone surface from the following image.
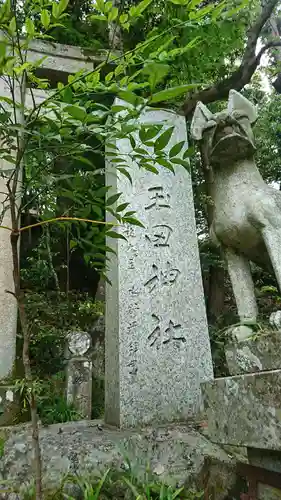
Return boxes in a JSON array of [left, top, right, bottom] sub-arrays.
[[0, 79, 21, 381], [0, 420, 238, 498], [270, 310, 281, 329], [202, 370, 281, 450], [27, 39, 111, 76], [67, 330, 91, 356], [191, 89, 281, 329], [105, 104, 213, 427], [226, 331, 281, 375], [228, 325, 255, 343], [66, 332, 92, 419]]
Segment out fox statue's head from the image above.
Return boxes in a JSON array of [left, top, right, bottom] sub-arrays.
[[190, 90, 257, 166]]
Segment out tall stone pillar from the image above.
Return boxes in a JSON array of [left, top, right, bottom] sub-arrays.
[[0, 79, 21, 380], [105, 105, 213, 428]]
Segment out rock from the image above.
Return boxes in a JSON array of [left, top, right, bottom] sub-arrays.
[[228, 325, 254, 342], [269, 311, 281, 329], [225, 330, 281, 375], [0, 420, 239, 498], [202, 369, 281, 450]]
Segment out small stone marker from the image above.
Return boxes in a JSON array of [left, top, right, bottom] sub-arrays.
[[105, 104, 213, 428], [66, 331, 92, 419]]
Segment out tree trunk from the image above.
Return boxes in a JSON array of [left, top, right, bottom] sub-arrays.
[[8, 74, 43, 499], [10, 225, 43, 500]]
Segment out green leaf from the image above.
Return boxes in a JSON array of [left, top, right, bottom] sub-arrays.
[[106, 230, 127, 240], [90, 14, 107, 21], [41, 9, 50, 29], [171, 487, 185, 499], [124, 210, 136, 216], [105, 71, 114, 83], [111, 105, 129, 113], [95, 0, 105, 12], [0, 41, 6, 58], [134, 147, 148, 155], [139, 125, 162, 143], [116, 202, 130, 212], [110, 158, 126, 163], [118, 91, 139, 106], [107, 6, 118, 22], [52, 3, 59, 19], [62, 86, 73, 103], [142, 63, 169, 91], [149, 84, 200, 104], [143, 163, 159, 174], [0, 0, 10, 23], [129, 0, 152, 18], [106, 193, 122, 206], [123, 216, 145, 228], [0, 111, 10, 122], [156, 157, 175, 173], [154, 126, 174, 151], [9, 16, 16, 35], [57, 0, 69, 17], [168, 0, 189, 3], [65, 105, 86, 121], [25, 17, 35, 36], [117, 167, 132, 184], [170, 158, 190, 170], [119, 13, 128, 24], [183, 146, 195, 159], [169, 140, 185, 158], [2, 154, 16, 164], [76, 156, 94, 167], [129, 135, 136, 149], [69, 239, 77, 249], [104, 1, 113, 12]]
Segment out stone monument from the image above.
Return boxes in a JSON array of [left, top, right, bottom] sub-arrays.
[[66, 330, 92, 419], [191, 89, 281, 339], [105, 104, 213, 428], [193, 90, 281, 498]]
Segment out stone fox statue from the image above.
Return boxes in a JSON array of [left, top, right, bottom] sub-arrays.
[[191, 90, 281, 336]]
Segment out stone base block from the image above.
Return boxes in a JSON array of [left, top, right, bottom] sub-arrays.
[[0, 420, 240, 499], [225, 331, 281, 375], [202, 370, 281, 450]]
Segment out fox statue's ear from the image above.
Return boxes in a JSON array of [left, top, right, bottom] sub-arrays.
[[191, 101, 213, 140], [228, 89, 257, 124]]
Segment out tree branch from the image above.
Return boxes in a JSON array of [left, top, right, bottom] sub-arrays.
[[182, 0, 280, 117]]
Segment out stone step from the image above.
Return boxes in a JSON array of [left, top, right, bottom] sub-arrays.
[[202, 369, 281, 450]]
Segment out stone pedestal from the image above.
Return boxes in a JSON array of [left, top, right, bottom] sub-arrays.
[[105, 105, 213, 428], [202, 369, 281, 449], [202, 330, 281, 499], [66, 331, 92, 419]]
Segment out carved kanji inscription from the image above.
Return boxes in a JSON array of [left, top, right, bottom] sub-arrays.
[[145, 224, 173, 248], [144, 262, 180, 293], [148, 314, 186, 349], [145, 186, 171, 210]]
